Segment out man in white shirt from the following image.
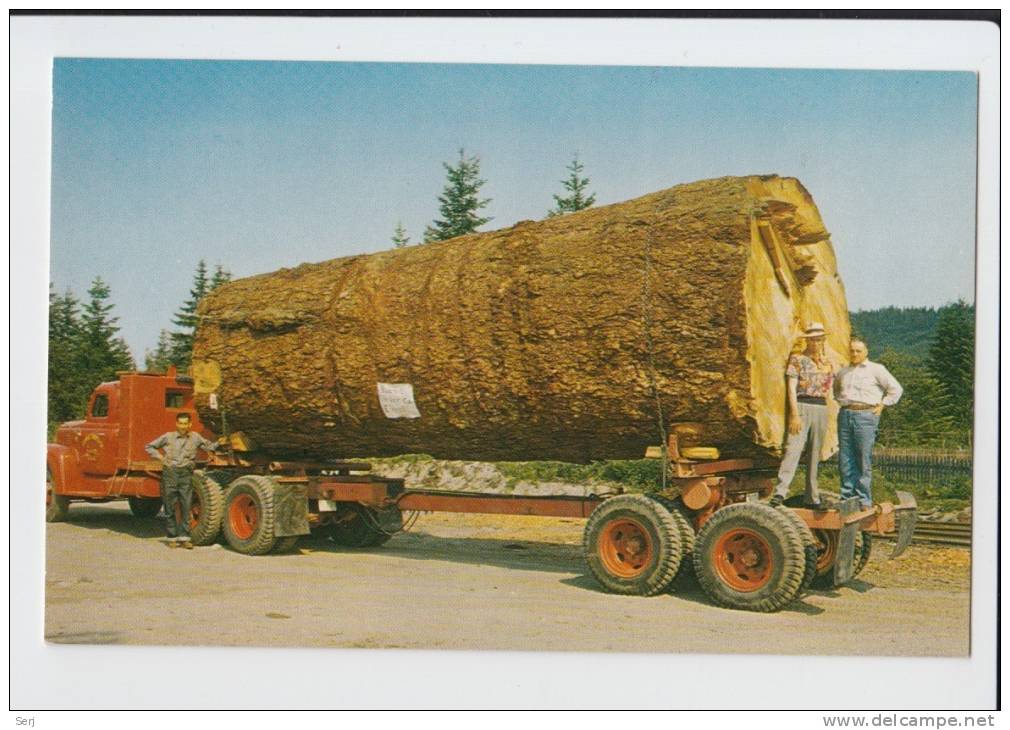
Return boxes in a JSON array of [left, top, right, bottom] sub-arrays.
[[833, 339, 903, 509]]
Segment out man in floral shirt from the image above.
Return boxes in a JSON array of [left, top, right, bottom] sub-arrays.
[[769, 322, 834, 509]]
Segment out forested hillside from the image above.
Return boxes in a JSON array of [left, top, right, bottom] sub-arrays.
[[850, 302, 974, 448], [849, 307, 941, 359]]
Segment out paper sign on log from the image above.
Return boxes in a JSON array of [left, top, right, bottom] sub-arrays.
[[377, 383, 421, 419]]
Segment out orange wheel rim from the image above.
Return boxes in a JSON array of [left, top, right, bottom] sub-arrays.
[[598, 518, 654, 578], [229, 493, 258, 540], [712, 528, 774, 592], [812, 529, 837, 575], [189, 493, 202, 529]]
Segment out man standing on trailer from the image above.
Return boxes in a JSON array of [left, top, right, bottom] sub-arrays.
[[770, 322, 834, 509], [833, 338, 903, 510], [145, 413, 219, 549]]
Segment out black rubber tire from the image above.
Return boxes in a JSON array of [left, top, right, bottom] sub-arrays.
[[271, 536, 300, 553], [583, 494, 682, 596], [693, 502, 806, 612], [853, 531, 872, 577], [189, 471, 225, 546], [328, 504, 402, 547], [128, 496, 162, 518], [775, 506, 819, 594], [46, 466, 70, 523], [810, 529, 873, 589], [655, 495, 696, 585], [222, 475, 280, 555], [784, 491, 869, 589]]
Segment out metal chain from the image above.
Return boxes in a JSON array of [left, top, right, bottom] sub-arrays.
[[640, 208, 669, 490]]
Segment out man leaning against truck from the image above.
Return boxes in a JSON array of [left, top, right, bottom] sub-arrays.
[[145, 413, 219, 549]]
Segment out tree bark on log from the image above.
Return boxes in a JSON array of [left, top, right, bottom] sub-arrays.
[[193, 175, 851, 464]]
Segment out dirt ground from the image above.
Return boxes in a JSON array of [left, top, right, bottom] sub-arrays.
[[44, 502, 970, 656]]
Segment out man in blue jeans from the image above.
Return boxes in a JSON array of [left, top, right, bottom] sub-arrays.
[[833, 339, 903, 509]]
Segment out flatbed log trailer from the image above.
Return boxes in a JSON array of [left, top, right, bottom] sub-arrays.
[[47, 368, 916, 612]]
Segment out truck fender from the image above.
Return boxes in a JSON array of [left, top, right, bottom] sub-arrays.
[[46, 444, 82, 495]]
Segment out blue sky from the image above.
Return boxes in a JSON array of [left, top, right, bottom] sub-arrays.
[[50, 60, 978, 360]]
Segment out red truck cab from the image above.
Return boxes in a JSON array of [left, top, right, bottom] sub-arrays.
[[46, 368, 218, 518]]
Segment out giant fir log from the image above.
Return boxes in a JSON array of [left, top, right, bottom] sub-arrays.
[[193, 175, 851, 464]]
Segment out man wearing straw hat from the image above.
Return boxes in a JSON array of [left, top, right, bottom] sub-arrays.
[[769, 322, 834, 509]]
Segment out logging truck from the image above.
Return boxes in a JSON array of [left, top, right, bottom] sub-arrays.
[[46, 367, 917, 613]]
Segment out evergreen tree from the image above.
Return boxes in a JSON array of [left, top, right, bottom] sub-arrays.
[[210, 263, 232, 290], [424, 148, 491, 242], [48, 285, 88, 424], [78, 276, 134, 384], [927, 300, 975, 435], [392, 221, 410, 248], [169, 259, 209, 367], [168, 260, 232, 370], [144, 329, 175, 372], [547, 154, 596, 217], [875, 350, 956, 447]]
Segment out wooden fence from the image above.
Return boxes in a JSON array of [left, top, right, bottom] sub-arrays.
[[869, 447, 973, 482]]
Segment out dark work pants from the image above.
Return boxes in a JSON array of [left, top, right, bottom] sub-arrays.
[[162, 466, 194, 539]]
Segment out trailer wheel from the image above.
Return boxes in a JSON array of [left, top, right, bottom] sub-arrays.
[[784, 492, 866, 589], [128, 496, 162, 518], [583, 495, 682, 596], [693, 502, 806, 612], [775, 506, 818, 594], [271, 536, 300, 554], [854, 532, 872, 577], [809, 529, 872, 588], [655, 495, 696, 584], [187, 471, 224, 546], [328, 504, 402, 547], [222, 476, 280, 555], [45, 466, 70, 523]]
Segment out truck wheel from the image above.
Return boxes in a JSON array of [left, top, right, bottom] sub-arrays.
[[583, 494, 682, 596], [128, 496, 162, 518], [222, 475, 280, 555], [328, 504, 402, 547], [693, 502, 806, 612], [45, 466, 70, 523], [775, 506, 818, 594], [187, 471, 224, 546]]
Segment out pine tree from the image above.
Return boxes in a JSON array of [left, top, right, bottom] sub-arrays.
[[424, 148, 492, 242], [876, 349, 955, 447], [547, 154, 596, 217], [144, 329, 175, 372], [927, 300, 975, 437], [78, 277, 134, 384], [210, 263, 232, 290], [392, 221, 410, 248], [48, 284, 88, 424], [168, 260, 232, 370]]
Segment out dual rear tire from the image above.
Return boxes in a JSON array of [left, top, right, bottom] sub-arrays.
[[583, 496, 809, 612]]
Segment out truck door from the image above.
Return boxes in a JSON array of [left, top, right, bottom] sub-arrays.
[[77, 387, 121, 480]]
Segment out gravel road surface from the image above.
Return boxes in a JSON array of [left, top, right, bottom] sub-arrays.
[[44, 503, 970, 656]]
